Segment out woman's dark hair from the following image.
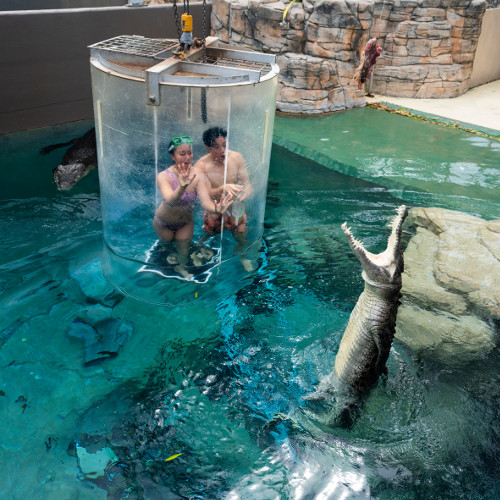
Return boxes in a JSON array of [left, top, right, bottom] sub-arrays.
[[167, 139, 177, 154], [202, 127, 227, 147]]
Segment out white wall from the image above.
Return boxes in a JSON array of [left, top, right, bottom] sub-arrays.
[[469, 8, 500, 88]]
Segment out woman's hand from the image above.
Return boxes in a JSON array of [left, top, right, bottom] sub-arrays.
[[214, 192, 234, 214], [176, 163, 196, 187]]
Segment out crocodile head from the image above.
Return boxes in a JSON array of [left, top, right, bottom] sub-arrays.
[[53, 162, 97, 191], [342, 205, 408, 287]]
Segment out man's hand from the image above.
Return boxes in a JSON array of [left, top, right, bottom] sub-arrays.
[[223, 183, 243, 198]]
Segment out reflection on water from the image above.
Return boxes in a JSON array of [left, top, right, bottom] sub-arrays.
[[0, 122, 498, 499]]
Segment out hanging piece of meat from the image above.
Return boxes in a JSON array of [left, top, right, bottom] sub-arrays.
[[353, 38, 382, 90]]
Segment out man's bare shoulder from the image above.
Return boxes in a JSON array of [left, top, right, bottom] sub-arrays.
[[228, 150, 245, 167], [194, 154, 211, 173], [228, 150, 244, 161]]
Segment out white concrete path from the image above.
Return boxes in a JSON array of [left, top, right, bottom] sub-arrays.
[[366, 79, 500, 132]]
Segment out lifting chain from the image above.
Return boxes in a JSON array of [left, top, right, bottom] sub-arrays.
[[174, 0, 207, 122], [202, 0, 207, 63], [172, 0, 181, 39], [172, 0, 194, 54], [201, 0, 208, 122], [201, 88, 207, 123]]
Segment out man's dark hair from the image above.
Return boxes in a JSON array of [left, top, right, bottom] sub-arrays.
[[202, 127, 227, 147]]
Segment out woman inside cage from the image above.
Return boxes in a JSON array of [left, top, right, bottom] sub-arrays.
[[153, 136, 233, 273]]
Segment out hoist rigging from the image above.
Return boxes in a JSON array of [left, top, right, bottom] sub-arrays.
[[172, 0, 208, 121], [172, 0, 207, 63]]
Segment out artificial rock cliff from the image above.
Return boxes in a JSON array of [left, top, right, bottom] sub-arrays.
[[211, 0, 488, 114], [397, 207, 500, 365]]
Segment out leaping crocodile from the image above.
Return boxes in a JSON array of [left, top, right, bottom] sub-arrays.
[[316, 205, 408, 396], [265, 206, 409, 431]]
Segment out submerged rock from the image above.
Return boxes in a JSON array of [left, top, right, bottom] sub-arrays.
[[70, 258, 123, 307], [396, 207, 499, 364], [67, 304, 133, 364], [76, 444, 118, 479]]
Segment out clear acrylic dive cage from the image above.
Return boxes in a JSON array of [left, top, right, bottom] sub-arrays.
[[89, 36, 279, 305]]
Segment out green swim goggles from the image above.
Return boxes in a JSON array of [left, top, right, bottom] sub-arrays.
[[169, 136, 193, 152]]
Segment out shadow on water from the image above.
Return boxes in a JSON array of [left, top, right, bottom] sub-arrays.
[[0, 123, 499, 499]]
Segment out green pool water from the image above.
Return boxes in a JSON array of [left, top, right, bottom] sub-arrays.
[[274, 107, 500, 220], [0, 112, 498, 499]]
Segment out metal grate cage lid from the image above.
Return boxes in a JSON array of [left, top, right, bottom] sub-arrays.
[[205, 55, 272, 78], [89, 35, 279, 104], [89, 35, 179, 58]]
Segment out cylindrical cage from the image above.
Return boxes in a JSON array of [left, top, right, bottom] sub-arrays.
[[89, 36, 279, 305]]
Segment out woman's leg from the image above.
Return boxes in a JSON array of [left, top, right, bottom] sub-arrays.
[[153, 217, 175, 242], [171, 222, 194, 279], [174, 221, 194, 258]]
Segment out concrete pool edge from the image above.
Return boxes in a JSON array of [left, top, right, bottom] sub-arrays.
[[365, 79, 500, 138], [370, 102, 500, 141]]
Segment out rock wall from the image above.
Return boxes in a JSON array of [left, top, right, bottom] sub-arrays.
[[211, 0, 488, 114], [396, 207, 500, 365]]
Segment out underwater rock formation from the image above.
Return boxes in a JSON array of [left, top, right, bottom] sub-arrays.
[[211, 0, 488, 113], [396, 206, 500, 364], [67, 304, 133, 365]]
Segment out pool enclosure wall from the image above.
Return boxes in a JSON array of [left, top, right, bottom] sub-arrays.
[[90, 36, 279, 304], [0, 2, 209, 134], [1, 1, 498, 134]]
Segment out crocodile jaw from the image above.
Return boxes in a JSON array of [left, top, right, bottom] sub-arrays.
[[342, 205, 408, 286]]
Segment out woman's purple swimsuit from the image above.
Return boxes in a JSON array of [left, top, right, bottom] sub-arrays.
[[167, 170, 197, 205], [154, 170, 197, 232]]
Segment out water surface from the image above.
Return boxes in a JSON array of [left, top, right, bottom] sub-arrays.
[[274, 108, 500, 220], [0, 116, 498, 499]]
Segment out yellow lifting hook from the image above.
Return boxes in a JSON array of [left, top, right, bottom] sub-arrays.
[[181, 12, 193, 33]]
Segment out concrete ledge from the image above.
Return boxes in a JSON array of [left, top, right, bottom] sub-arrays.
[[0, 3, 210, 133], [1, 0, 126, 10]]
